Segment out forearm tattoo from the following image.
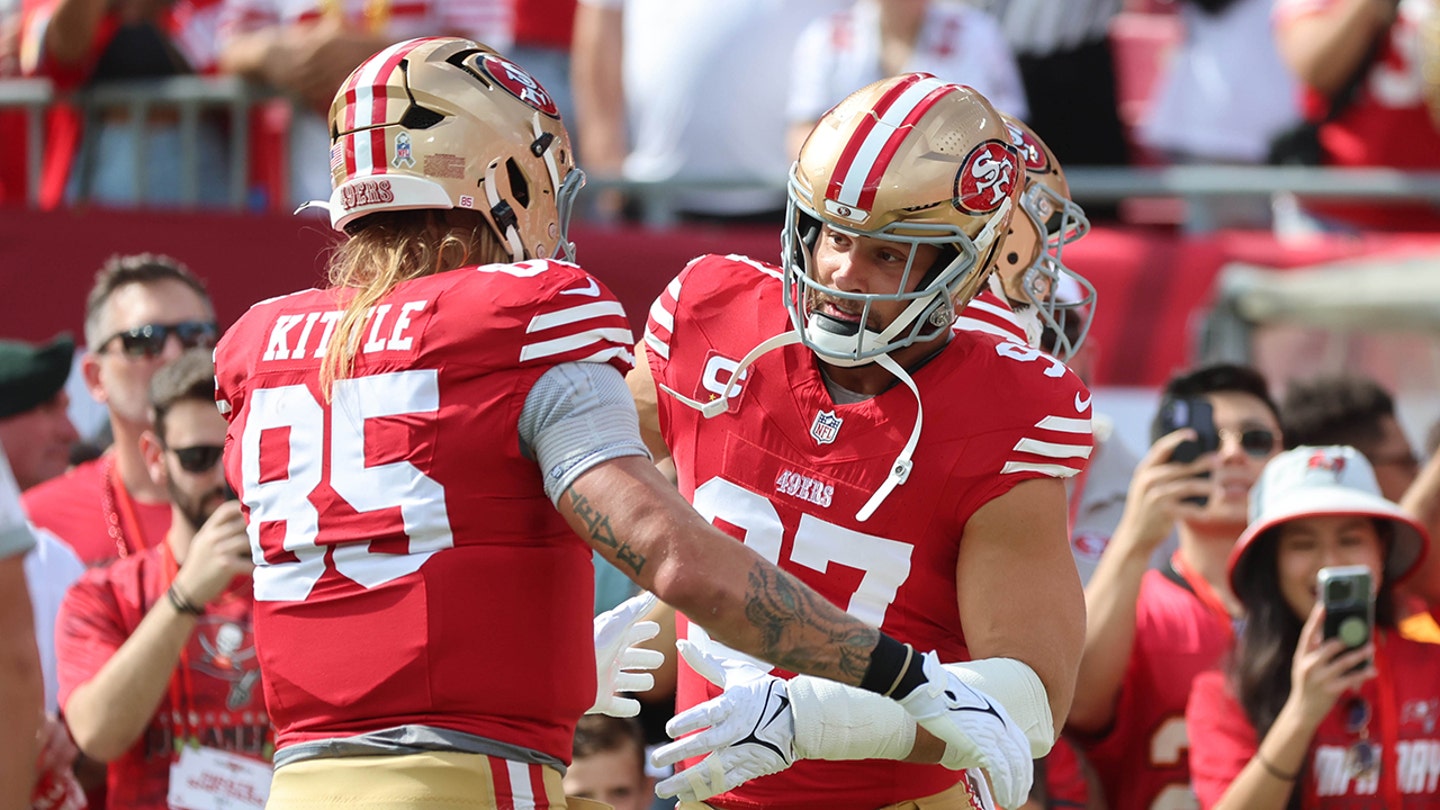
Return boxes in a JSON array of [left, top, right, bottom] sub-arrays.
[[745, 562, 878, 684], [566, 489, 647, 575]]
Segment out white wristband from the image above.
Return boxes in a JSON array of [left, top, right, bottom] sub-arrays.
[[787, 675, 917, 762], [942, 657, 1055, 757]]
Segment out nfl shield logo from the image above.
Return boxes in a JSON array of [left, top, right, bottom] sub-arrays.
[[810, 410, 843, 445]]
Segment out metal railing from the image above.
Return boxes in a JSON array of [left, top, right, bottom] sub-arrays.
[[6, 75, 1440, 229], [0, 75, 279, 209]]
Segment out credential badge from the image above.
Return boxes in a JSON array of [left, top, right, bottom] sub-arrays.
[[810, 410, 843, 445]]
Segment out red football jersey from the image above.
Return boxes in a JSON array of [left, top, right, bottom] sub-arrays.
[[1080, 568, 1234, 810], [55, 548, 265, 810], [1189, 630, 1440, 808], [954, 287, 1030, 346], [213, 259, 634, 764], [646, 254, 1094, 810]]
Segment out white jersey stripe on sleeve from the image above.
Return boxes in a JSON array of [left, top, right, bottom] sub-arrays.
[[1013, 437, 1093, 460], [644, 330, 670, 360], [1002, 461, 1083, 478], [953, 317, 1023, 341], [579, 346, 636, 366], [648, 295, 674, 333], [1036, 415, 1091, 433], [520, 328, 636, 363], [526, 300, 628, 332]]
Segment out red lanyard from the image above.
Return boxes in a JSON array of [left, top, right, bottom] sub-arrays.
[[159, 542, 200, 748], [105, 456, 151, 558], [1172, 552, 1236, 642]]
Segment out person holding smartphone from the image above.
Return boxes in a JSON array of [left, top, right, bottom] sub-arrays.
[[1187, 444, 1440, 809], [1069, 363, 1284, 810]]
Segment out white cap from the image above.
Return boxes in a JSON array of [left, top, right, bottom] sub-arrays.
[[1229, 445, 1428, 595]]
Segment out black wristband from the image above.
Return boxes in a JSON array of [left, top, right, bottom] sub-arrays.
[[859, 634, 928, 699], [167, 583, 204, 616]]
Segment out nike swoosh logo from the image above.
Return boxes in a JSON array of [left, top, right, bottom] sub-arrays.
[[1075, 393, 1092, 413], [950, 694, 1007, 726], [560, 278, 601, 296]]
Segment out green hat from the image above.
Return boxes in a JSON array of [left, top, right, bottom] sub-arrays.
[[0, 334, 75, 419]]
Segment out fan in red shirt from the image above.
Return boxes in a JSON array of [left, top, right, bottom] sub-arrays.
[[1187, 444, 1440, 808]]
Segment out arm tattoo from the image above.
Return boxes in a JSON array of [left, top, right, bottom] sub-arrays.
[[745, 562, 877, 684], [566, 489, 647, 575]]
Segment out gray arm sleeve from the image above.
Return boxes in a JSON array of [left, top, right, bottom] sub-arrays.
[[518, 362, 652, 505]]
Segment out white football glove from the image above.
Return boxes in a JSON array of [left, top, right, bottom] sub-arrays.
[[587, 592, 664, 718], [650, 638, 796, 802], [897, 651, 1033, 810]]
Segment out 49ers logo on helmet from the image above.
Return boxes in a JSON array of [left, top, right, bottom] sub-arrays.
[[953, 140, 1018, 215], [1005, 123, 1048, 173], [479, 54, 560, 118]]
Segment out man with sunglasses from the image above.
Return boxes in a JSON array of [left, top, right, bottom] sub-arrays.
[[55, 348, 263, 809], [24, 254, 219, 567], [1065, 363, 1284, 810]]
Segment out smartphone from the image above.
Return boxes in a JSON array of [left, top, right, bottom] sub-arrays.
[[1318, 565, 1375, 671], [1152, 396, 1220, 506]]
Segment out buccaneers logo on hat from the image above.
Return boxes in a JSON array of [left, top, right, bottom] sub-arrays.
[[1307, 449, 1347, 478]]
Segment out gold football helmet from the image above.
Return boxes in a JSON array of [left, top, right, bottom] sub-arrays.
[[321, 37, 582, 262], [995, 113, 1095, 360], [782, 73, 1021, 366]]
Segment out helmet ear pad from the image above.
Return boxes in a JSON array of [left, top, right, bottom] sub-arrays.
[[991, 211, 1045, 306]]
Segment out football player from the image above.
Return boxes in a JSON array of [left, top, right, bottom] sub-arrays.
[[213, 40, 1013, 808], [954, 112, 1094, 360], [629, 74, 1095, 810]]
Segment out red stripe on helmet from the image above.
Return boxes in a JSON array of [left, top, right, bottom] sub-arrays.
[[342, 37, 444, 176], [825, 73, 927, 205], [854, 83, 953, 211]]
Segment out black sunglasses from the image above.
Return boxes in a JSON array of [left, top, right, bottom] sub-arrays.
[[102, 321, 218, 359], [169, 444, 224, 474], [1219, 428, 1278, 458]]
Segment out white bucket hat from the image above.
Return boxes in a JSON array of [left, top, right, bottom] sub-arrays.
[[1228, 445, 1429, 597]]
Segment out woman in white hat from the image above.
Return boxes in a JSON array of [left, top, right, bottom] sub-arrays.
[[1186, 444, 1439, 809]]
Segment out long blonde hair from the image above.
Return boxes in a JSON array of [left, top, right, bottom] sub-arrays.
[[319, 210, 510, 396]]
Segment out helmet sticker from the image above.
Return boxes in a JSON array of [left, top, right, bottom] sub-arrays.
[[1005, 123, 1048, 173], [392, 132, 416, 168], [479, 54, 560, 118], [954, 140, 1018, 215], [424, 153, 466, 179]]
